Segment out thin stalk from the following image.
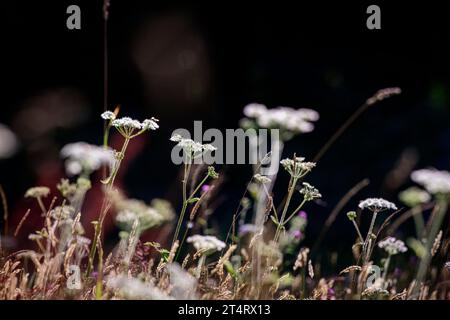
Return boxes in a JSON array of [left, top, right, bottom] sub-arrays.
[[352, 220, 365, 243], [411, 199, 448, 298], [172, 160, 192, 248], [86, 137, 130, 277], [411, 206, 425, 239], [382, 254, 391, 287], [283, 198, 307, 226], [274, 176, 298, 243], [363, 211, 378, 264]]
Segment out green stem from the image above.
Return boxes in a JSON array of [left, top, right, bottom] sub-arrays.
[[411, 199, 448, 298], [352, 220, 365, 243], [382, 254, 391, 288], [411, 206, 425, 239], [363, 211, 378, 264], [172, 161, 192, 248], [283, 198, 307, 226], [274, 177, 298, 243], [86, 137, 130, 277]]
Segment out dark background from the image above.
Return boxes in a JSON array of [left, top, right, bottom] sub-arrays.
[[1, 1, 449, 266]]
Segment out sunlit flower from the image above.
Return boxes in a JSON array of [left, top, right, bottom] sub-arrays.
[[170, 134, 217, 160], [187, 235, 226, 254], [378, 237, 407, 255], [253, 173, 272, 184], [60, 142, 115, 176], [280, 157, 315, 178], [358, 198, 397, 212], [399, 187, 431, 207], [25, 186, 50, 199], [241, 103, 319, 140], [101, 111, 116, 121], [300, 182, 321, 201], [411, 168, 450, 195]]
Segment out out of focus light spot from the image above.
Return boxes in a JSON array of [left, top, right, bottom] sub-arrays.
[[0, 123, 19, 159]]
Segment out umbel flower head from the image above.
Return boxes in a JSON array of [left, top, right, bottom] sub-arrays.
[[411, 168, 450, 195], [241, 103, 319, 140], [110, 114, 159, 138], [186, 235, 226, 255], [378, 237, 407, 255], [280, 157, 316, 179], [399, 187, 431, 208], [358, 198, 397, 213], [170, 134, 217, 161], [25, 186, 50, 199], [300, 182, 321, 201], [60, 142, 115, 176]]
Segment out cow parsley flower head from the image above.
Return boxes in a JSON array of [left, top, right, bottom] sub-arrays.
[[399, 187, 431, 207], [186, 235, 226, 254], [142, 117, 159, 130], [445, 261, 450, 270], [101, 111, 116, 121], [358, 198, 397, 212], [378, 237, 407, 255], [411, 168, 450, 195], [253, 173, 272, 184], [300, 182, 322, 201], [170, 134, 217, 161], [241, 103, 319, 140], [25, 186, 50, 199], [60, 142, 115, 176], [280, 157, 316, 178]]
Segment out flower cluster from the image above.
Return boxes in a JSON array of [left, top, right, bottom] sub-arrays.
[[114, 197, 174, 233], [170, 134, 217, 160], [358, 198, 397, 212], [60, 142, 115, 176], [241, 103, 319, 140], [411, 168, 450, 195], [253, 173, 272, 184], [186, 235, 226, 254], [280, 157, 316, 179], [399, 187, 431, 207], [107, 112, 159, 138], [300, 182, 322, 201], [25, 186, 50, 199], [378, 237, 407, 255]]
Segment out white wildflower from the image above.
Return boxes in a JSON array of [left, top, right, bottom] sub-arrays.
[[253, 173, 272, 184], [166, 263, 198, 299], [25, 186, 50, 199], [241, 103, 319, 138], [243, 103, 267, 118], [101, 111, 116, 121], [60, 142, 115, 176], [300, 182, 322, 201], [358, 198, 397, 212], [280, 157, 316, 178], [170, 134, 217, 160], [378, 237, 407, 255], [107, 275, 172, 300], [142, 117, 159, 130], [0, 123, 19, 159], [411, 168, 450, 195], [187, 235, 226, 254], [399, 187, 431, 207]]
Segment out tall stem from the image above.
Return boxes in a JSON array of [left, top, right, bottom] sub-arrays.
[[382, 254, 391, 288], [86, 137, 130, 277], [363, 211, 378, 264], [172, 160, 191, 248], [274, 177, 298, 243]]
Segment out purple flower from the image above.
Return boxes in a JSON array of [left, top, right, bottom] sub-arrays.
[[201, 184, 211, 193], [238, 224, 258, 236], [292, 230, 303, 240], [445, 262, 450, 270], [298, 211, 307, 220]]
